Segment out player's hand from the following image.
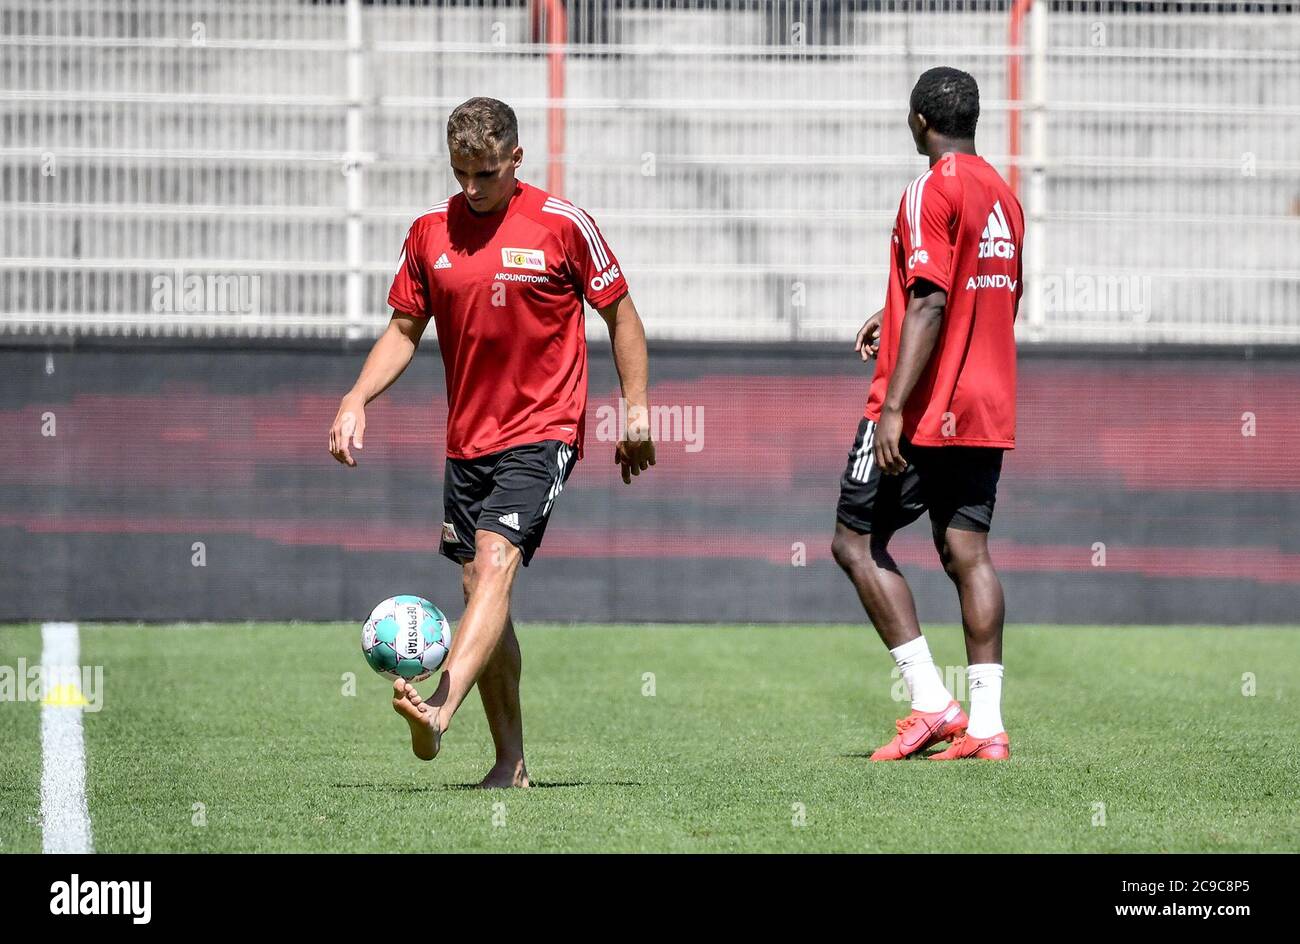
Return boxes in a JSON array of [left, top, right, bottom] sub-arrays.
[[855, 308, 884, 361], [615, 438, 655, 484], [328, 394, 366, 467], [615, 406, 656, 484], [874, 407, 907, 475]]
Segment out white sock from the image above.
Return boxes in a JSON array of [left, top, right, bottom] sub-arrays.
[[890, 636, 952, 712], [966, 663, 1005, 738]]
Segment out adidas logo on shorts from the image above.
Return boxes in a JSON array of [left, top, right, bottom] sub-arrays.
[[497, 512, 520, 531]]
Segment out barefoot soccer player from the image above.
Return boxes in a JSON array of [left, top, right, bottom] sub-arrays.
[[831, 68, 1023, 761], [328, 98, 655, 787]]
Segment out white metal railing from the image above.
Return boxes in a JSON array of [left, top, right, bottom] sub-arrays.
[[1, 0, 1297, 343]]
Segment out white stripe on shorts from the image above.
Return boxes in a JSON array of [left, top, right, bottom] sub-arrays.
[[851, 421, 877, 482], [542, 443, 573, 517]]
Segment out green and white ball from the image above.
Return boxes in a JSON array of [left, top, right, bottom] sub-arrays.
[[361, 595, 451, 682]]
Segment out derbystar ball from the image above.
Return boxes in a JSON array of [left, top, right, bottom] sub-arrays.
[[361, 595, 451, 682]]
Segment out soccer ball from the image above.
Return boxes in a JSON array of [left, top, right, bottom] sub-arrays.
[[361, 595, 452, 682]]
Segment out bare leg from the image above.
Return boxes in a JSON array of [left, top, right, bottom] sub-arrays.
[[934, 525, 1004, 664], [831, 521, 923, 649], [461, 559, 529, 788], [392, 529, 522, 761]]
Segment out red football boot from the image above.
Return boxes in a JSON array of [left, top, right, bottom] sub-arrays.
[[869, 700, 967, 761], [928, 730, 1011, 761]]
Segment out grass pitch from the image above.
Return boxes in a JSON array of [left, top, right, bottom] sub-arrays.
[[1, 622, 1296, 853]]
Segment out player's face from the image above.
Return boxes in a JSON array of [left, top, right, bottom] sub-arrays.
[[450, 145, 523, 214]]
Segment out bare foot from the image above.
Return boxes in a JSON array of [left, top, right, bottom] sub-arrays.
[[392, 678, 443, 761], [477, 759, 530, 789]]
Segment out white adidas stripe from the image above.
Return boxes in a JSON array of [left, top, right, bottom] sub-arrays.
[[905, 177, 918, 248], [399, 202, 450, 263], [542, 443, 573, 516], [541, 449, 560, 516], [906, 178, 919, 248], [543, 199, 608, 269], [556, 444, 574, 511], [542, 199, 609, 270], [572, 205, 607, 261], [851, 421, 877, 482], [907, 171, 932, 250]]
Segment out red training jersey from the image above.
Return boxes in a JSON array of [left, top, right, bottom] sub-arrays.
[[866, 153, 1023, 448], [387, 181, 628, 460]]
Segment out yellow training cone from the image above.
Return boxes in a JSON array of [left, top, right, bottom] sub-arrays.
[[43, 683, 88, 707]]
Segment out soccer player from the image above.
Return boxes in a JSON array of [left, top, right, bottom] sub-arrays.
[[328, 98, 654, 787], [831, 68, 1023, 761]]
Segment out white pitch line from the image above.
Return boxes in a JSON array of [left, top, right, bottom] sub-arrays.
[[39, 621, 94, 854]]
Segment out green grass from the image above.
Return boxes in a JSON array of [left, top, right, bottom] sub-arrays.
[[1, 623, 1297, 852], [0, 624, 43, 854]]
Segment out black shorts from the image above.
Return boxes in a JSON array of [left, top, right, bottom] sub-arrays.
[[440, 439, 577, 567], [836, 417, 1004, 535]]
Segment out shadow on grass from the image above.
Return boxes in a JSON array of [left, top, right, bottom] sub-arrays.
[[331, 780, 645, 792]]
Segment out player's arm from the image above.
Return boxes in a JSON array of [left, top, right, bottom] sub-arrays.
[[328, 310, 429, 467], [597, 292, 655, 484], [874, 281, 946, 474]]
